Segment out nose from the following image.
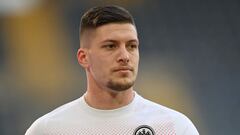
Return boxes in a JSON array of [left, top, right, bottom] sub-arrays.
[[117, 46, 130, 64]]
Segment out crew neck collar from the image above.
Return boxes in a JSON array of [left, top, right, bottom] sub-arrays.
[[79, 91, 139, 117]]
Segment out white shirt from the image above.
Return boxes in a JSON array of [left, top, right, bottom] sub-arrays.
[[25, 92, 199, 135]]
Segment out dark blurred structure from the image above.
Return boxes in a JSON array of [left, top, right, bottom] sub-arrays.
[[0, 0, 239, 134]]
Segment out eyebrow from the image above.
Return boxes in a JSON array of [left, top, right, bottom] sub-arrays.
[[100, 39, 139, 44], [127, 39, 139, 43]]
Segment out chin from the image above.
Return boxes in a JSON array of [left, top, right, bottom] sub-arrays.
[[107, 79, 135, 91]]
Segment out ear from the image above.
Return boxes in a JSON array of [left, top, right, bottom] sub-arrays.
[[77, 48, 89, 68]]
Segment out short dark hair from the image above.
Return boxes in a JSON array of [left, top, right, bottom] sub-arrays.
[[80, 5, 135, 35]]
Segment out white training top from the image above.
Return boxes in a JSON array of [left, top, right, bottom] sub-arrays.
[[25, 92, 199, 135]]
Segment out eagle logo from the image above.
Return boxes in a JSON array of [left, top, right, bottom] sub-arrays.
[[133, 125, 155, 135]]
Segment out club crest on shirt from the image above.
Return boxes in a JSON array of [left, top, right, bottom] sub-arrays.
[[133, 125, 155, 135]]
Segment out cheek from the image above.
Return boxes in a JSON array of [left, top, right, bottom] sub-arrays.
[[132, 54, 139, 64], [89, 56, 107, 71]]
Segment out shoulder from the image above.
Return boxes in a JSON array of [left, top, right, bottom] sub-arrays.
[[25, 97, 81, 135], [135, 94, 184, 117], [25, 114, 47, 135], [135, 94, 199, 134]]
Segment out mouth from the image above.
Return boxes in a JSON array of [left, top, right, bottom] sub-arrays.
[[112, 66, 134, 72]]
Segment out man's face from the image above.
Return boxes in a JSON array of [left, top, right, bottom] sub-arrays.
[[82, 23, 139, 91]]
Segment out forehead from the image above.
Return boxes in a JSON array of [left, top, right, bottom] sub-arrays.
[[93, 23, 138, 41]]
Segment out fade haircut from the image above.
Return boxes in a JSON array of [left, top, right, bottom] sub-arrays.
[[79, 5, 135, 48]]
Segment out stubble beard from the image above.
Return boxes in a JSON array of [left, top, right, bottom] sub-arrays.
[[106, 65, 138, 91], [106, 77, 136, 91]]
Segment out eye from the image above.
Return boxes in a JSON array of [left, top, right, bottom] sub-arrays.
[[127, 44, 138, 50], [103, 44, 117, 50]]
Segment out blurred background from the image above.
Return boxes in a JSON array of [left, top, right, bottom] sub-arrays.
[[0, 0, 239, 134]]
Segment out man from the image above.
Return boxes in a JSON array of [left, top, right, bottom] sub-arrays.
[[26, 5, 199, 135]]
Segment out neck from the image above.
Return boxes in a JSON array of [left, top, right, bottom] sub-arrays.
[[84, 85, 135, 110]]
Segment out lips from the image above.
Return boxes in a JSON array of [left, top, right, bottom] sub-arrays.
[[112, 66, 133, 72]]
